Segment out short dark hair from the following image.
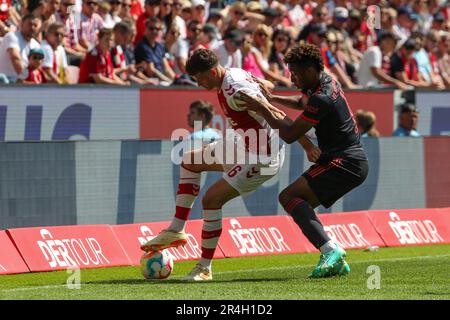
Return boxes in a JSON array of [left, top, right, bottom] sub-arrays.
[[190, 100, 215, 124], [186, 49, 219, 76], [113, 21, 131, 35], [98, 28, 113, 40], [47, 22, 65, 35], [400, 103, 419, 114], [22, 13, 41, 23], [284, 43, 324, 72], [145, 17, 162, 28]]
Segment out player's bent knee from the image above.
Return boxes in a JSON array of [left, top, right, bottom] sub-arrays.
[[202, 191, 225, 209]]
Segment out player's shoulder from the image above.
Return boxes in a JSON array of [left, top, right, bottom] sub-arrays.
[[221, 68, 257, 96]]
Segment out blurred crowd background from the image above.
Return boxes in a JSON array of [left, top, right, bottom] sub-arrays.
[[0, 0, 448, 88]]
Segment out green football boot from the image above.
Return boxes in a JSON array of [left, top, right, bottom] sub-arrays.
[[309, 247, 347, 278]]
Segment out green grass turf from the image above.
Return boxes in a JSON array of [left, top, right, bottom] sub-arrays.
[[0, 244, 449, 300]]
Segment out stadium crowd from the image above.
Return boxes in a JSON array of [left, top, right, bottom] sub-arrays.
[[0, 0, 448, 88]]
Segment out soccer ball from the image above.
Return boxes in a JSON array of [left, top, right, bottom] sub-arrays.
[[140, 250, 174, 279]]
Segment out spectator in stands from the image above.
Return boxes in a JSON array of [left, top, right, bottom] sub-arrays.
[[242, 31, 265, 79], [395, 6, 418, 46], [187, 100, 221, 142], [41, 22, 69, 83], [58, 0, 88, 66], [99, 1, 114, 28], [357, 30, 409, 90], [41, 0, 60, 35], [79, 0, 105, 51], [297, 4, 328, 42], [17, 47, 46, 84], [268, 28, 292, 87], [191, 0, 206, 24], [393, 103, 421, 137], [390, 38, 433, 88], [111, 21, 157, 84], [213, 28, 244, 69], [170, 0, 186, 39], [436, 31, 450, 88], [355, 109, 380, 138], [134, 17, 175, 85], [411, 31, 445, 89], [134, 0, 159, 46], [201, 23, 220, 49], [179, 0, 191, 22], [78, 27, 129, 84], [106, 0, 123, 27], [0, 14, 41, 83], [119, 0, 133, 21], [170, 19, 204, 74], [157, 0, 172, 34], [129, 0, 143, 21]]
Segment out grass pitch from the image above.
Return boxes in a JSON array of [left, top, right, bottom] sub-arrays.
[[0, 244, 449, 300]]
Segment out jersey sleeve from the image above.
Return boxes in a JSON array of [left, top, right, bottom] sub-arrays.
[[223, 71, 266, 111], [300, 94, 332, 125]]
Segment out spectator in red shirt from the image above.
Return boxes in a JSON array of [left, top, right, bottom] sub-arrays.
[[390, 38, 432, 88], [134, 0, 159, 45], [17, 47, 46, 84], [78, 28, 129, 84]]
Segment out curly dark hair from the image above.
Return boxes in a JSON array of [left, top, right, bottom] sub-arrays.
[[186, 49, 219, 76], [284, 43, 324, 72]]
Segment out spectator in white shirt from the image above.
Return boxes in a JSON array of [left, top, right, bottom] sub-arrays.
[[41, 22, 70, 83], [213, 28, 244, 69], [357, 30, 409, 90], [0, 14, 41, 83]]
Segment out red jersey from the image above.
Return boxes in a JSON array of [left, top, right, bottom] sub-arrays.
[[0, 0, 11, 22], [22, 66, 45, 84], [78, 46, 114, 83], [216, 68, 281, 155], [134, 13, 149, 46]]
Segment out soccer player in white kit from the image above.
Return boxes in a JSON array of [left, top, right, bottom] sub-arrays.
[[141, 49, 288, 281]]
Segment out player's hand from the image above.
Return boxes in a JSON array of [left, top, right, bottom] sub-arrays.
[[251, 75, 274, 101], [306, 146, 321, 163], [236, 91, 267, 113]]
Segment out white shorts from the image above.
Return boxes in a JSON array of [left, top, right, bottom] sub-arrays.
[[203, 140, 285, 195]]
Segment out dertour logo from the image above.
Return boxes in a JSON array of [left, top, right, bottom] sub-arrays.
[[228, 219, 291, 255], [36, 229, 110, 268], [323, 223, 371, 249], [388, 212, 444, 245]]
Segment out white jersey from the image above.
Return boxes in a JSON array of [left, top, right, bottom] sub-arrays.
[[217, 68, 283, 155]]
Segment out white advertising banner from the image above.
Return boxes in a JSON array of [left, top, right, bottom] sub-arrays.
[[0, 87, 139, 141], [416, 91, 450, 136]]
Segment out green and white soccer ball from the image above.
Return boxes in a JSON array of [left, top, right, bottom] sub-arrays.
[[140, 250, 174, 279]]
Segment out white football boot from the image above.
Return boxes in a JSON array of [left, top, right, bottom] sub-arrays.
[[181, 264, 213, 281], [140, 229, 187, 252]]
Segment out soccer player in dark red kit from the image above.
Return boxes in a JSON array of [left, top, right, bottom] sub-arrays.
[[239, 43, 369, 278]]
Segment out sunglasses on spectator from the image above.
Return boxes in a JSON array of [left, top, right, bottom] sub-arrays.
[[170, 30, 180, 36], [62, 2, 75, 5], [234, 11, 244, 16], [148, 26, 162, 31], [162, 2, 172, 7], [173, 2, 182, 7], [257, 32, 267, 37], [110, 1, 122, 4], [53, 31, 65, 37], [190, 27, 202, 32], [316, 12, 327, 17], [123, 3, 132, 7]]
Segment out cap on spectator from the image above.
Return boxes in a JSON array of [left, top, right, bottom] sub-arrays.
[[192, 0, 205, 8], [310, 23, 328, 37], [29, 47, 45, 57], [247, 1, 262, 12], [433, 11, 445, 22], [403, 38, 417, 50], [400, 103, 419, 113], [202, 23, 219, 39], [334, 7, 348, 20], [262, 7, 282, 18], [208, 8, 223, 19], [223, 28, 245, 46]]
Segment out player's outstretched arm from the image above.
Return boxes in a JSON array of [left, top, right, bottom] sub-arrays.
[[251, 75, 307, 110], [238, 92, 314, 144]]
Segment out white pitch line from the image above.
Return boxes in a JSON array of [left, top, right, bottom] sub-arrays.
[[1, 253, 449, 293]]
